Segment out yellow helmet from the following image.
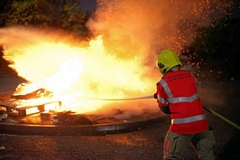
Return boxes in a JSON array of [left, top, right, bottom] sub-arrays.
[[157, 50, 182, 73]]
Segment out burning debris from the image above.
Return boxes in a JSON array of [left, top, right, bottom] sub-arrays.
[[11, 82, 54, 99], [51, 111, 94, 125], [0, 82, 159, 126], [0, 82, 61, 117], [0, 82, 97, 125]]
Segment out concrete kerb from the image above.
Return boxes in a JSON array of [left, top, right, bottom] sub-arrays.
[[0, 116, 165, 136]]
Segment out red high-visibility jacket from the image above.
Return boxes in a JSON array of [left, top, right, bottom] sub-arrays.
[[156, 68, 209, 134]]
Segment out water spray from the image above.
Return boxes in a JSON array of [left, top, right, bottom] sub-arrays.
[[85, 95, 240, 131], [82, 95, 154, 101]]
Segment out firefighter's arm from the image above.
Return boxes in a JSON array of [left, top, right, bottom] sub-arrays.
[[154, 93, 171, 114], [159, 104, 171, 114], [155, 81, 171, 114]]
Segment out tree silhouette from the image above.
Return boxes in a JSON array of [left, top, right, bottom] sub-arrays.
[[0, 0, 90, 38]]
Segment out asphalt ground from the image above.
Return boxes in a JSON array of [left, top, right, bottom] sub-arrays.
[[0, 77, 240, 160]]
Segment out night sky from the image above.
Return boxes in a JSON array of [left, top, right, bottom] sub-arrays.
[[0, 0, 97, 13], [78, 0, 97, 13]]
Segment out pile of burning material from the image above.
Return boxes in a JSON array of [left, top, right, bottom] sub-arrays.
[[49, 111, 94, 125], [0, 82, 62, 117], [11, 82, 54, 99]]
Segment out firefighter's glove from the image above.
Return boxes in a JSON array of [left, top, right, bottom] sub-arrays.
[[153, 93, 158, 99]]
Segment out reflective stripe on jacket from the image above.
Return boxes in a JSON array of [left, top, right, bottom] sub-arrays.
[[156, 69, 208, 134]]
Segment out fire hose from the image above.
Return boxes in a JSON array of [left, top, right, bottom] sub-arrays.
[[86, 95, 240, 131]]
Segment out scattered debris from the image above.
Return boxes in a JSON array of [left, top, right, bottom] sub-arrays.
[[52, 111, 94, 125]]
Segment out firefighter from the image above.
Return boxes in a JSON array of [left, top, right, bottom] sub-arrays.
[[154, 50, 215, 160]]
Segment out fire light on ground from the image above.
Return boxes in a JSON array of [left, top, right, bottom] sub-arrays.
[[0, 0, 233, 117]]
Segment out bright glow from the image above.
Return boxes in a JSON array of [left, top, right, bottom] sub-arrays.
[[0, 28, 156, 114]]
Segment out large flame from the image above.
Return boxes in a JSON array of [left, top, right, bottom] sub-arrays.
[[0, 27, 157, 114], [0, 0, 232, 115]]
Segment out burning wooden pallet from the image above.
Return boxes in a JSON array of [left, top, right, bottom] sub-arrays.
[[0, 82, 62, 116], [0, 99, 62, 116]]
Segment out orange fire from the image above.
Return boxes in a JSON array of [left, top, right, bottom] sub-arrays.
[[0, 27, 158, 114]]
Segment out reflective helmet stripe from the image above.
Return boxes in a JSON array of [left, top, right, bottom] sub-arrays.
[[171, 114, 206, 124], [159, 79, 199, 103]]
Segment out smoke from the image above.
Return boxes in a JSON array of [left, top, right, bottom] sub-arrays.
[[87, 0, 233, 64], [84, 0, 233, 118]]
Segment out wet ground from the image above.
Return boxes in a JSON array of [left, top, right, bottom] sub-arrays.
[[0, 76, 240, 160]]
